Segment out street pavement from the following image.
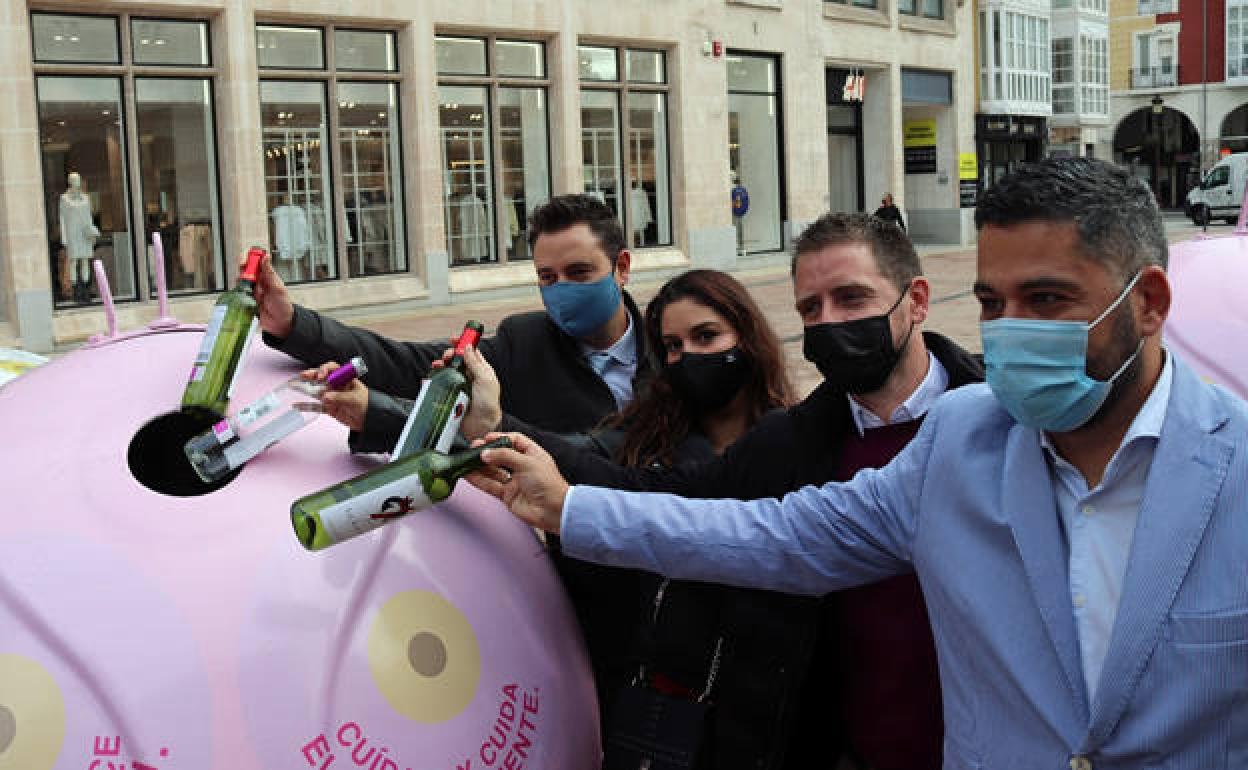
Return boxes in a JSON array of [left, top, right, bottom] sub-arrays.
[[274, 210, 1220, 400]]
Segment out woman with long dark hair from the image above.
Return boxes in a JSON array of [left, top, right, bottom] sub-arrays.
[[460, 268, 804, 768], [588, 269, 797, 769]]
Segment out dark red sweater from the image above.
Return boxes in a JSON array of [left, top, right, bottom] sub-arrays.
[[831, 419, 943, 770]]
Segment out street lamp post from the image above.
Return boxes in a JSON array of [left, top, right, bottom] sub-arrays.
[[1152, 95, 1165, 207]]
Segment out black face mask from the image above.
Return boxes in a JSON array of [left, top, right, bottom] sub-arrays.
[[664, 347, 751, 414], [802, 288, 915, 393]]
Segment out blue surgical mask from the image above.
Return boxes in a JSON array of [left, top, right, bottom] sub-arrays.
[[540, 272, 622, 339], [981, 271, 1143, 432]]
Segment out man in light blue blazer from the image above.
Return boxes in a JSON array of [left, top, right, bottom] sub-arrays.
[[474, 157, 1248, 770]]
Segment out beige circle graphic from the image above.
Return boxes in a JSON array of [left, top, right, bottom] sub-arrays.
[[368, 591, 481, 723], [0, 654, 65, 770]]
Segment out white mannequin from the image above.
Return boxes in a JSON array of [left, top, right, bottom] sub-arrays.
[[59, 172, 100, 303], [629, 181, 652, 246], [271, 196, 310, 281]]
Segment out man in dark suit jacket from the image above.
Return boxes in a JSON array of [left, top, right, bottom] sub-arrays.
[[249, 194, 651, 451], [470, 213, 981, 770]]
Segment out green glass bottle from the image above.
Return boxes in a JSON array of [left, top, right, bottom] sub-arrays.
[[291, 437, 511, 551], [181, 247, 266, 417], [391, 320, 484, 457]]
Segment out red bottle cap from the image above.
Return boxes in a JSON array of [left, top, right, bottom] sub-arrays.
[[454, 322, 483, 354], [239, 247, 266, 282]]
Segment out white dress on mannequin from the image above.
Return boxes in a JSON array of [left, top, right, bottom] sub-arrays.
[[629, 184, 652, 243], [456, 193, 489, 261], [59, 192, 99, 261]]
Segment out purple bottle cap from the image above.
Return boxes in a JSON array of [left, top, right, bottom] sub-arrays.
[[324, 356, 366, 390]]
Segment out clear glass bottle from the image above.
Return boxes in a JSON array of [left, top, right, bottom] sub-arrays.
[[184, 357, 367, 483]]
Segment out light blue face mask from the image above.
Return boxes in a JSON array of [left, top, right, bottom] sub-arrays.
[[540, 272, 622, 339], [981, 271, 1143, 432]]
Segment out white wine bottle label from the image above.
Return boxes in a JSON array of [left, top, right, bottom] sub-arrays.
[[189, 305, 228, 383], [226, 318, 260, 399], [235, 391, 281, 429], [392, 379, 433, 456], [318, 476, 434, 545], [222, 408, 309, 470], [434, 391, 470, 453]]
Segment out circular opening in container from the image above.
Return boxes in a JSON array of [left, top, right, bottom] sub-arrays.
[[128, 408, 242, 496]]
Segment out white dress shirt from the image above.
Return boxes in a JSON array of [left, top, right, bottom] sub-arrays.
[[847, 351, 949, 435], [1039, 350, 1173, 700]]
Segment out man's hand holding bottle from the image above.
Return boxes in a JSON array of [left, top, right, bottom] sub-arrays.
[[468, 432, 568, 535], [241, 249, 295, 339], [431, 344, 502, 441]]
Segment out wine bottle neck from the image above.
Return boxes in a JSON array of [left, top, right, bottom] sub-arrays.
[[444, 437, 510, 478]]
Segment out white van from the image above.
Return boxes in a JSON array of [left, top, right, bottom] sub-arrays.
[[1186, 153, 1248, 225]]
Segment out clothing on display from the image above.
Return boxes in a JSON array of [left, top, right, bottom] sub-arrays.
[[178, 222, 213, 285], [452, 192, 489, 262], [59, 192, 99, 261], [629, 184, 653, 239], [271, 204, 311, 261]]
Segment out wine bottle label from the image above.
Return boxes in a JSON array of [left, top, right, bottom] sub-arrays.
[[317, 476, 434, 545], [392, 379, 432, 456], [434, 391, 470, 453], [188, 305, 228, 383], [392, 382, 470, 456], [235, 391, 281, 429], [225, 318, 260, 399], [222, 408, 309, 470]]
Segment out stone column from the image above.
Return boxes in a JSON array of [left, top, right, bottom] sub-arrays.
[[0, 1, 53, 351]]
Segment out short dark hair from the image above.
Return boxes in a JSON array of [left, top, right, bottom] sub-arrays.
[[791, 212, 922, 291], [975, 157, 1168, 280], [527, 194, 628, 267]]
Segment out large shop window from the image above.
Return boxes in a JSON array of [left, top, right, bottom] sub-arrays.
[[436, 36, 551, 266], [727, 52, 784, 254], [32, 13, 223, 309], [578, 45, 672, 248], [258, 25, 405, 283]]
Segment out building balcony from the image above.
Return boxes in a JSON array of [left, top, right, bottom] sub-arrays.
[[1130, 66, 1178, 89]]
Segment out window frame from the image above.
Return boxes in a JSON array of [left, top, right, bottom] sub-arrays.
[[577, 42, 674, 248], [30, 10, 223, 308], [31, 11, 122, 66], [437, 34, 553, 267], [900, 0, 944, 20], [258, 22, 407, 282]]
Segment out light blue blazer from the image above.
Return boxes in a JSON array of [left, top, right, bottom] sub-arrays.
[[564, 357, 1248, 769]]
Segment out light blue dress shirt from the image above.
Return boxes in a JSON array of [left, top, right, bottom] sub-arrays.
[[848, 352, 949, 435], [1040, 351, 1173, 701], [581, 313, 637, 409]]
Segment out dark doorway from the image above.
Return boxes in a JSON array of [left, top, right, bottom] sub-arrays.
[[1113, 106, 1200, 209]]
